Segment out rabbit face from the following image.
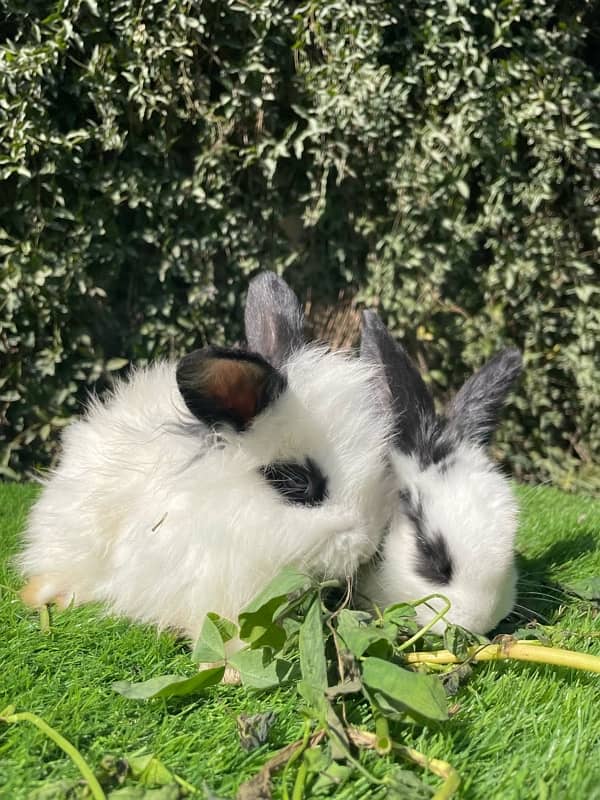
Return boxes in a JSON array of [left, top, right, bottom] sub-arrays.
[[358, 312, 522, 635]]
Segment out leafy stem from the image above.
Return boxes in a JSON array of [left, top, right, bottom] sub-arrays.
[[374, 713, 391, 755], [396, 744, 461, 800], [346, 727, 460, 799], [281, 717, 312, 800], [404, 640, 600, 673], [396, 594, 452, 652]]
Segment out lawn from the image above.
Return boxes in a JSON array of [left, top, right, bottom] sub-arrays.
[[1, 482, 599, 799]]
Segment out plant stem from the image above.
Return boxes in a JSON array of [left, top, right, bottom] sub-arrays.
[[281, 718, 311, 800], [403, 641, 600, 673], [396, 745, 460, 800], [172, 772, 199, 794], [346, 728, 459, 798], [236, 731, 325, 800], [328, 727, 387, 786], [374, 714, 391, 755], [0, 710, 106, 800], [39, 604, 51, 634], [397, 594, 451, 652], [291, 758, 308, 800]]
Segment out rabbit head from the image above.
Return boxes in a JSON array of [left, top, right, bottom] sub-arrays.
[[358, 312, 522, 635]]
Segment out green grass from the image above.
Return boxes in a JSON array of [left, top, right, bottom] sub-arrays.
[[1, 482, 599, 799]]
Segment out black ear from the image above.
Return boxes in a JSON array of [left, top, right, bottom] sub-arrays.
[[244, 272, 305, 369], [445, 348, 523, 446], [176, 346, 286, 431], [360, 311, 436, 454]]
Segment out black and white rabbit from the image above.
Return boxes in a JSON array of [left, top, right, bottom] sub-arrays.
[[359, 312, 523, 635], [19, 274, 394, 641]]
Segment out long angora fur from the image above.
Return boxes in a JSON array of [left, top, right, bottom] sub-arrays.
[[19, 343, 394, 642]]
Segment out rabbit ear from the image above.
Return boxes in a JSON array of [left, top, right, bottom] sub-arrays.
[[445, 348, 522, 446], [360, 311, 435, 454], [176, 346, 286, 431], [244, 272, 305, 369]]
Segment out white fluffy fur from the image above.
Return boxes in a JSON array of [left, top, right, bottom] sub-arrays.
[[359, 444, 518, 634], [19, 345, 394, 641]]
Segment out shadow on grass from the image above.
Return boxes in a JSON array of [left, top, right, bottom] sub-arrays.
[[496, 531, 599, 633]]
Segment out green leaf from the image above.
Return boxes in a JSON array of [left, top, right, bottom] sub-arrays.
[[325, 679, 362, 699], [297, 680, 328, 718], [299, 599, 328, 690], [240, 567, 315, 617], [337, 608, 398, 658], [303, 744, 331, 775], [27, 780, 77, 800], [207, 612, 238, 644], [238, 567, 314, 648], [240, 618, 287, 651], [383, 603, 418, 625], [326, 702, 349, 761], [386, 765, 433, 797], [126, 751, 175, 785], [362, 658, 448, 722], [105, 357, 129, 371], [311, 762, 352, 795], [511, 627, 551, 645], [112, 667, 224, 700], [457, 179, 470, 198], [443, 625, 472, 659], [83, 0, 100, 16], [336, 609, 395, 657], [108, 788, 181, 799], [298, 598, 328, 718], [192, 615, 226, 664], [442, 662, 473, 696], [228, 648, 296, 689]]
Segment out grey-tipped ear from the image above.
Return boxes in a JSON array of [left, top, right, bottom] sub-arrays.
[[360, 311, 435, 454], [445, 348, 523, 446], [244, 272, 305, 369]]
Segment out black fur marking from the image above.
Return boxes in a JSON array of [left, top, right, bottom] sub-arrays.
[[361, 312, 436, 457], [410, 413, 459, 470], [260, 457, 328, 507], [176, 346, 286, 432], [399, 490, 454, 585], [360, 312, 522, 461], [415, 530, 454, 585], [438, 456, 457, 476], [360, 313, 459, 468], [398, 488, 412, 506]]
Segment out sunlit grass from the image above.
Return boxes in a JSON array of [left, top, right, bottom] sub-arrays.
[[1, 482, 599, 799]]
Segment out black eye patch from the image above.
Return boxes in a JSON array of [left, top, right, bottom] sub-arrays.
[[260, 458, 328, 507], [414, 530, 454, 585], [399, 490, 454, 585]]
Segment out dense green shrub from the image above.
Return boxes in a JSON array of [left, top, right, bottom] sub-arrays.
[[1, 0, 599, 491]]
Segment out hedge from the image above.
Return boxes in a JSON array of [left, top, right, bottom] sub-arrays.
[[1, 0, 599, 493]]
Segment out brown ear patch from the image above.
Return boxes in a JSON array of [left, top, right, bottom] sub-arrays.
[[201, 358, 270, 423], [176, 346, 286, 431]]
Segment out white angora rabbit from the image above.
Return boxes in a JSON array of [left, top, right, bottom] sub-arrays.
[[358, 312, 523, 635], [19, 274, 393, 641]]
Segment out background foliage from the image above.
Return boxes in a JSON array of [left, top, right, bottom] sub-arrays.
[[1, 0, 599, 491]]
